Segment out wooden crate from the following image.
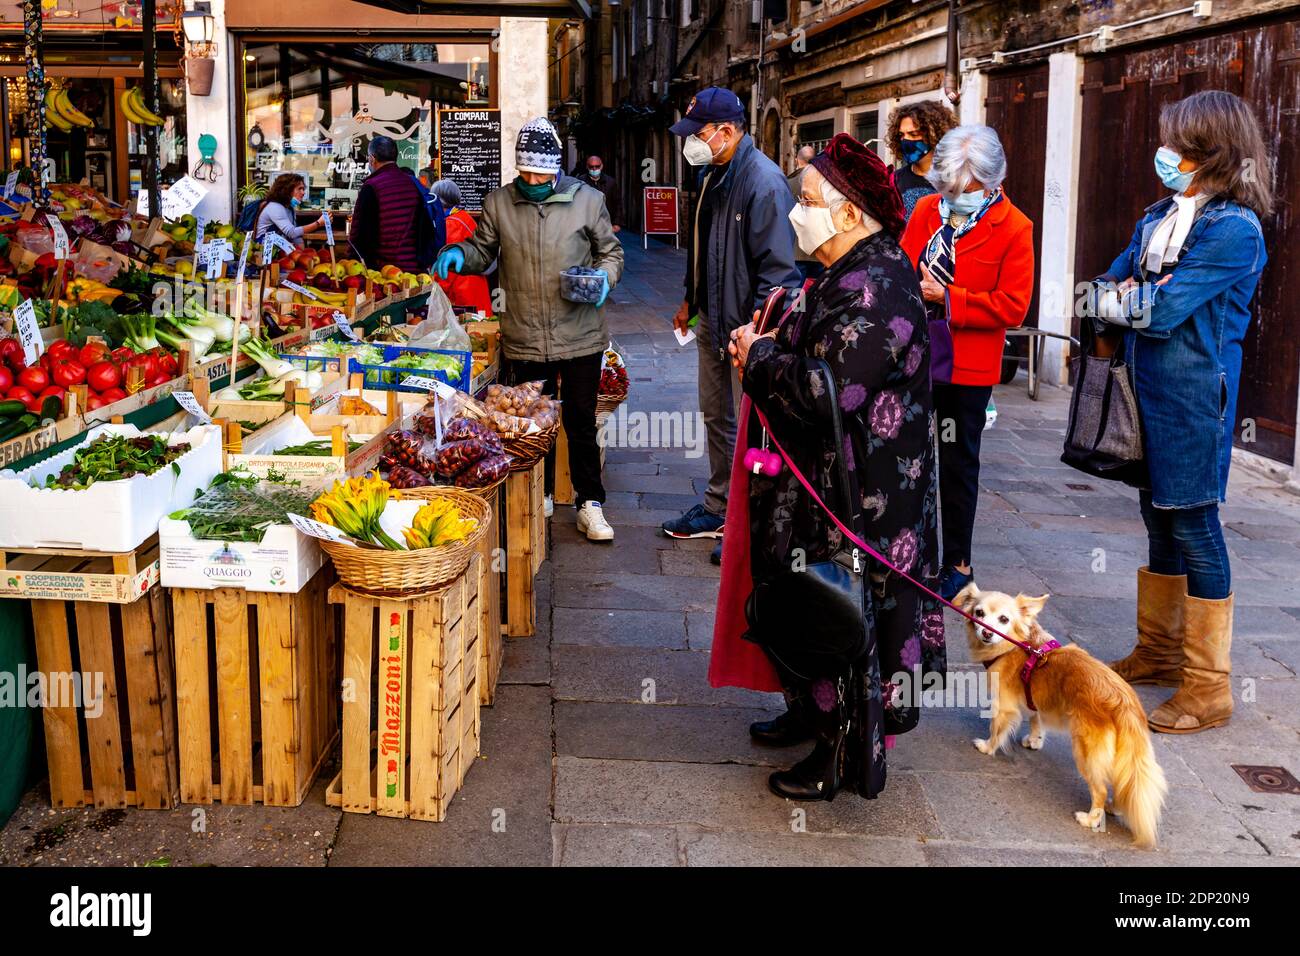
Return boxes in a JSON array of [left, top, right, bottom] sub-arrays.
[[29, 584, 179, 809], [169, 570, 339, 807], [324, 553, 481, 821], [503, 460, 546, 638], [477, 485, 504, 705]]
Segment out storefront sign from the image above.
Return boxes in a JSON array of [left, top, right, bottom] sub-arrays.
[[436, 109, 501, 213], [14, 299, 43, 366], [643, 187, 679, 237]]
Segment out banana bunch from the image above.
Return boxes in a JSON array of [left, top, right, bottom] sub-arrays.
[[295, 289, 351, 307], [44, 83, 94, 132], [67, 277, 121, 305], [120, 86, 164, 127]]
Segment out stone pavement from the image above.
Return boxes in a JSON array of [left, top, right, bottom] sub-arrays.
[[3, 235, 1298, 867]]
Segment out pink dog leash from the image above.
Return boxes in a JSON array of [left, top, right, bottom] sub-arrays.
[[753, 408, 1052, 670]]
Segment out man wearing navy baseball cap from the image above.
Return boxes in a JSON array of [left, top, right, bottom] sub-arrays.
[[661, 87, 800, 565]]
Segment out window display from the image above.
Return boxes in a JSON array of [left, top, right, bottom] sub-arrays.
[[240, 41, 492, 215]]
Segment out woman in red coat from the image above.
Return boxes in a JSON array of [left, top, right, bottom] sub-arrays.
[[899, 124, 1034, 600], [430, 179, 493, 315]]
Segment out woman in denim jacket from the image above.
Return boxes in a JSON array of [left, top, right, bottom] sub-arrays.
[[1089, 91, 1273, 735]]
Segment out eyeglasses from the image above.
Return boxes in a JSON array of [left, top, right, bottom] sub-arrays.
[[796, 198, 836, 208]]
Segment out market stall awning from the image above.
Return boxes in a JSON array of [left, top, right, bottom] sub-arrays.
[[352, 0, 591, 16]]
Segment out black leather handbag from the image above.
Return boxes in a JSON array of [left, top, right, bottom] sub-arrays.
[[744, 359, 870, 677]]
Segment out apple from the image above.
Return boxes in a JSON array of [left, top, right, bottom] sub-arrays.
[[287, 269, 308, 284]]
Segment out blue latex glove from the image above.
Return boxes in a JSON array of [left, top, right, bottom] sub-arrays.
[[434, 246, 465, 281], [593, 270, 610, 307]]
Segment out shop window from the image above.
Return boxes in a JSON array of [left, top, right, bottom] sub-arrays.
[[852, 111, 880, 154], [240, 40, 491, 215], [797, 118, 834, 155]]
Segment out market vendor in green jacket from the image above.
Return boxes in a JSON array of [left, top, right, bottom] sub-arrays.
[[435, 117, 624, 542]]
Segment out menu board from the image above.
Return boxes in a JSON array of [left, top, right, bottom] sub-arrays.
[[437, 109, 502, 213]]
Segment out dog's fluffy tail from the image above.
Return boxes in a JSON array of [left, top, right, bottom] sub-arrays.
[[1112, 699, 1168, 849]]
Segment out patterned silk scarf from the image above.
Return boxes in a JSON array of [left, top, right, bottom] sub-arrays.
[[920, 187, 1005, 308]]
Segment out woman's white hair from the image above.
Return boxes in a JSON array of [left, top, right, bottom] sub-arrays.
[[925, 124, 1007, 198]]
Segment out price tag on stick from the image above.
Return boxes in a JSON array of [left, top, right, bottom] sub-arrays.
[[334, 310, 360, 342], [3, 170, 17, 199], [282, 279, 319, 300], [14, 299, 43, 366], [172, 390, 213, 425], [322, 213, 335, 246], [46, 214, 70, 260], [287, 513, 358, 546]]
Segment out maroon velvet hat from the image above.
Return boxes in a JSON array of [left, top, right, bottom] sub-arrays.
[[809, 133, 907, 239]]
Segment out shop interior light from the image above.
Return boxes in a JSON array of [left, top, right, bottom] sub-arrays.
[[245, 54, 258, 62]]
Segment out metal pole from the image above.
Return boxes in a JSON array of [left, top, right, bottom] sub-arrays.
[[142, 0, 161, 218], [22, 0, 47, 204], [943, 0, 961, 105]]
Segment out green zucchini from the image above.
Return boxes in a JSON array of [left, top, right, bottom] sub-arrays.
[[0, 399, 27, 419], [38, 396, 63, 424], [0, 412, 38, 442]]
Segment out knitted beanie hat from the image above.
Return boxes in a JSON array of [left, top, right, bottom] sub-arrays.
[[516, 117, 562, 175]]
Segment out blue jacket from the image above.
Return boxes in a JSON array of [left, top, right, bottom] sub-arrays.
[[1102, 196, 1267, 509], [684, 134, 800, 349]]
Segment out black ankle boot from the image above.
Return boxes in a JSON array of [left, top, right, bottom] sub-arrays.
[[768, 739, 842, 802], [749, 708, 814, 747]]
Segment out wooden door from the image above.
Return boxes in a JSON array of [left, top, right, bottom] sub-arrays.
[[1074, 16, 1299, 464], [984, 63, 1049, 335]]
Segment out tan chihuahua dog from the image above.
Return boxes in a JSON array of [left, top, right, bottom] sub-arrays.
[[955, 584, 1169, 848]]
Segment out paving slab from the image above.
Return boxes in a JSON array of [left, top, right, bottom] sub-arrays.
[[555, 700, 788, 766], [553, 823, 681, 866], [552, 606, 689, 649]]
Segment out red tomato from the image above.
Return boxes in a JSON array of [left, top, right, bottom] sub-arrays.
[[45, 339, 77, 363], [110, 347, 134, 365], [38, 385, 65, 402], [84, 393, 107, 411], [52, 358, 86, 389], [147, 372, 172, 388], [0, 337, 22, 368], [5, 386, 34, 406], [17, 367, 49, 392], [0, 367, 11, 393], [86, 361, 122, 393], [98, 387, 127, 403], [79, 341, 112, 367]]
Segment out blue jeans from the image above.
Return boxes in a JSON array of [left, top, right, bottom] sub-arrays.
[[1138, 491, 1230, 600]]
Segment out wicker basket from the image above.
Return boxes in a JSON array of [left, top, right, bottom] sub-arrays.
[[504, 422, 560, 471], [319, 487, 491, 597], [596, 389, 629, 416]]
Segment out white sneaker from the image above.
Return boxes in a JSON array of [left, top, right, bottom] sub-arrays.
[[544, 494, 554, 518], [576, 501, 614, 542]]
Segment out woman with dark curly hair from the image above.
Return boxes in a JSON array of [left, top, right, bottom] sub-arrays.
[[254, 173, 327, 247], [886, 100, 958, 219]]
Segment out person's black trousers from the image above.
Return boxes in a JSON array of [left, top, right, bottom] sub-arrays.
[[509, 351, 606, 506], [932, 381, 993, 569]]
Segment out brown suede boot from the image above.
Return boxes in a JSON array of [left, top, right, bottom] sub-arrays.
[[1148, 593, 1234, 734], [1109, 568, 1186, 686]]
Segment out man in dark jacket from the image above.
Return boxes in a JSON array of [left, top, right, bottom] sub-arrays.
[[573, 155, 622, 231], [662, 87, 801, 563], [348, 136, 435, 272]]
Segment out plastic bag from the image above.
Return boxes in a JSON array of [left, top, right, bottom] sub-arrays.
[[434, 438, 493, 478], [455, 454, 512, 488], [409, 294, 472, 353]]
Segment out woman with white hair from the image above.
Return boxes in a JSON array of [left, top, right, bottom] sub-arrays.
[[900, 123, 1034, 600]]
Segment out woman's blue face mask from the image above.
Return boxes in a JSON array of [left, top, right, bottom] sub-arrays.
[[1154, 146, 1195, 193], [947, 189, 985, 215], [291, 197, 302, 208]]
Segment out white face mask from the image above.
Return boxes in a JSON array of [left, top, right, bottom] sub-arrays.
[[683, 127, 724, 166], [788, 202, 841, 256]]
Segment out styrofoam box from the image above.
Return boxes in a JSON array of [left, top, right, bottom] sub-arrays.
[[0, 423, 223, 552], [159, 517, 324, 593]]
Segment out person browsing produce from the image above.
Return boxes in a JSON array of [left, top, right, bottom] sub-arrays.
[[434, 117, 624, 543], [255, 173, 327, 248]]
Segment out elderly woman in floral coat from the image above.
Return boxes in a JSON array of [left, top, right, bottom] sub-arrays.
[[718, 134, 943, 802]]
